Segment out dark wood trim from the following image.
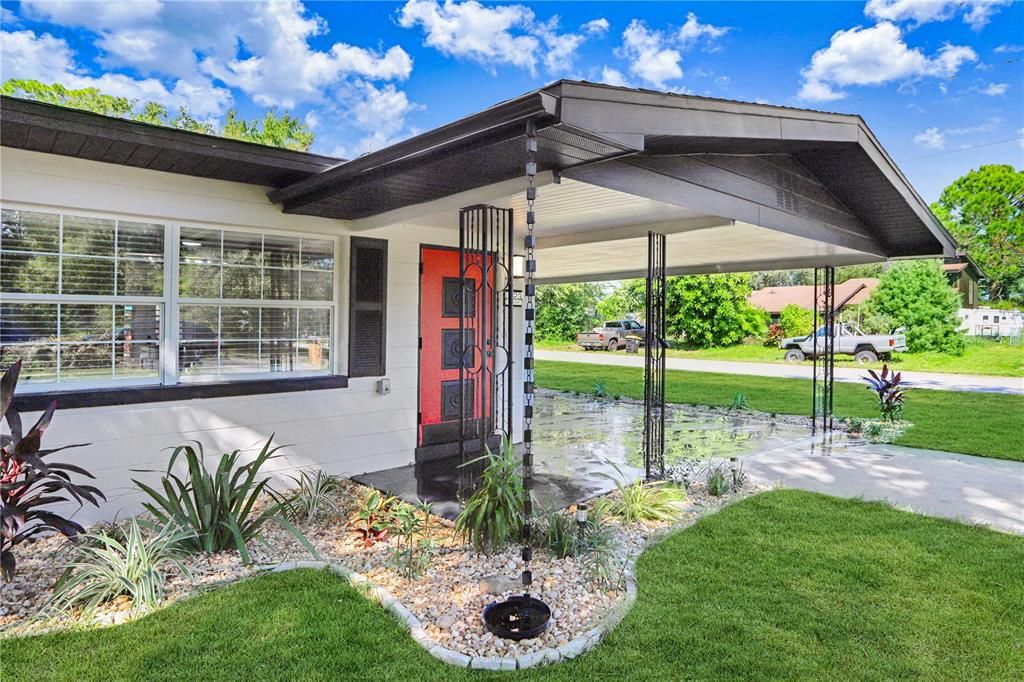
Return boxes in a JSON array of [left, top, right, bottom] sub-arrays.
[[12, 375, 348, 412]]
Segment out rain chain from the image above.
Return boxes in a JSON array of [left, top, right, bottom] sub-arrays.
[[521, 119, 538, 593]]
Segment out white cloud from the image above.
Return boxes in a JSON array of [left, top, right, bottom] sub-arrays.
[[398, 0, 598, 76], [979, 82, 1009, 96], [798, 22, 977, 101], [864, 0, 1011, 30], [582, 18, 609, 36], [913, 127, 945, 149], [598, 66, 630, 88], [11, 1, 420, 155], [614, 14, 729, 89], [994, 44, 1024, 53], [946, 117, 1001, 134], [0, 28, 232, 116], [348, 82, 422, 154]]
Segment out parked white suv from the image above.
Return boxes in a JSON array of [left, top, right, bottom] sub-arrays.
[[780, 323, 907, 364]]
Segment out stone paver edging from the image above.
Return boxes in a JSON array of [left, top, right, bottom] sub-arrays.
[[260, 550, 647, 670], [255, 505, 723, 671]]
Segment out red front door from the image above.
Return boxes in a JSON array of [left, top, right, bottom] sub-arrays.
[[418, 246, 493, 453]]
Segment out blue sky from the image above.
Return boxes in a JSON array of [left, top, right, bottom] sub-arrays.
[[2, 0, 1021, 201]]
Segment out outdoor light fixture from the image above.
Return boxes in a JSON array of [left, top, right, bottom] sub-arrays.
[[181, 240, 203, 247], [575, 504, 588, 543], [512, 254, 525, 279]]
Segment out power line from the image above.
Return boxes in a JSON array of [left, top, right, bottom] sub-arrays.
[[903, 135, 1024, 162]]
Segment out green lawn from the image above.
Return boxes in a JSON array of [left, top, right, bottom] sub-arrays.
[[5, 491, 1021, 680], [536, 360, 1024, 462], [537, 337, 1024, 377]]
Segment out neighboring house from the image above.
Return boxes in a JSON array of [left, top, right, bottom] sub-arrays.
[[943, 255, 985, 308], [0, 80, 958, 522], [749, 278, 879, 323]]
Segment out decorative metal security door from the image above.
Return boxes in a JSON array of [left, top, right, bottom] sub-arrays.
[[459, 205, 514, 465], [812, 266, 836, 434], [643, 230, 667, 480]]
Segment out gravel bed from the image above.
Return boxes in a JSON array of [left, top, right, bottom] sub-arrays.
[[1, 479, 753, 656]]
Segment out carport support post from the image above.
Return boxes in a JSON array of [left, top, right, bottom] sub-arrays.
[[811, 267, 836, 435]]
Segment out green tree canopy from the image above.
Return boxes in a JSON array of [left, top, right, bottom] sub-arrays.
[[535, 283, 604, 342], [669, 274, 767, 348], [863, 260, 965, 354], [2, 79, 314, 151], [931, 164, 1023, 302], [596, 279, 645, 321]]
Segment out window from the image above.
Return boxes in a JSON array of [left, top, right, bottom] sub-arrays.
[[1, 207, 338, 392], [177, 226, 334, 381], [1, 209, 164, 388]]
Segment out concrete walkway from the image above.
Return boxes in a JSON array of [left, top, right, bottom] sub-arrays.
[[743, 436, 1024, 534], [536, 349, 1024, 395]]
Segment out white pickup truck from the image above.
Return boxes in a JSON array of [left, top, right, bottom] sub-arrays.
[[576, 320, 645, 351], [780, 323, 907, 364]]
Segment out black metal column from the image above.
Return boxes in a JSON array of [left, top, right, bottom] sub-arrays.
[[811, 266, 836, 435], [643, 231, 667, 480]]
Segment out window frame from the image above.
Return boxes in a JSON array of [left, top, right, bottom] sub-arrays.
[[1, 203, 343, 395]]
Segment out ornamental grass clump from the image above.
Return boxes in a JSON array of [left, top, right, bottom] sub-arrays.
[[273, 469, 348, 525], [454, 438, 524, 553], [595, 462, 686, 523], [132, 437, 316, 563], [49, 519, 192, 616]]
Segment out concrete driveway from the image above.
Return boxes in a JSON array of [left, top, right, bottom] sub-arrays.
[[537, 349, 1024, 395]]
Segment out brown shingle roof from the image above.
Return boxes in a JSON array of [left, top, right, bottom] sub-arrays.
[[749, 278, 879, 314]]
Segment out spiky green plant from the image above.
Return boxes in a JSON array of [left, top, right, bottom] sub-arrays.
[[49, 519, 192, 615], [272, 469, 348, 525], [454, 438, 524, 553], [596, 462, 686, 523], [706, 464, 731, 496], [132, 437, 315, 563]]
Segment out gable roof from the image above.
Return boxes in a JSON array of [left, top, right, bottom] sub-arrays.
[[268, 80, 956, 259], [0, 95, 342, 188]]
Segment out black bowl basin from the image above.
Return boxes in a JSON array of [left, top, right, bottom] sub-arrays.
[[482, 595, 552, 641]]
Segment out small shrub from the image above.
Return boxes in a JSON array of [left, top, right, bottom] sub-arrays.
[[764, 323, 784, 347], [581, 522, 621, 590], [863, 364, 905, 422], [731, 392, 750, 410], [273, 470, 348, 525], [132, 437, 315, 563], [593, 382, 607, 397], [454, 438, 524, 553], [596, 463, 686, 523], [348, 489, 397, 547], [387, 500, 437, 578], [1, 360, 104, 578], [844, 417, 908, 444], [49, 519, 192, 615]]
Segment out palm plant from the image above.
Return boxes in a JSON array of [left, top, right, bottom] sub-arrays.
[[132, 437, 315, 563], [49, 518, 192, 615], [863, 364, 905, 422], [454, 438, 524, 553], [1, 360, 104, 579]]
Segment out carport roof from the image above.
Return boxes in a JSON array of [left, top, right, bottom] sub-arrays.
[[270, 80, 956, 261]]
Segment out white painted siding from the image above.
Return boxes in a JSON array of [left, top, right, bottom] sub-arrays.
[[0, 148, 482, 525]]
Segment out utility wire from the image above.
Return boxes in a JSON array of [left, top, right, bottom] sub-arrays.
[[903, 135, 1024, 162]]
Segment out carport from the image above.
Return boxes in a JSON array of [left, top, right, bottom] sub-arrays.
[[269, 79, 958, 592]]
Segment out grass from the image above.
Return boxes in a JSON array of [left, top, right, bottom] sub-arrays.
[[4, 491, 1021, 680], [536, 360, 1024, 462], [537, 336, 1024, 377]]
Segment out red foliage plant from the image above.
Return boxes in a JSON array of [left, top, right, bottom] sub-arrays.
[[1, 360, 104, 578]]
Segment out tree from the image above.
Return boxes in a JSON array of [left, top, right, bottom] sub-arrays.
[[862, 260, 965, 354], [596, 279, 645, 321], [669, 274, 767, 348], [779, 304, 815, 337], [932, 165, 1024, 302], [535, 283, 603, 342], [2, 79, 314, 151]]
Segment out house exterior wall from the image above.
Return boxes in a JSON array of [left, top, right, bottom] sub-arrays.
[[0, 148, 485, 525]]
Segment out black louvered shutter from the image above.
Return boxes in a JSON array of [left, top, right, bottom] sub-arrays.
[[348, 237, 388, 377]]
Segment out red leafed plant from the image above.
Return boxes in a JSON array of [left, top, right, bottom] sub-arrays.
[[863, 364, 905, 423], [1, 360, 104, 579]]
